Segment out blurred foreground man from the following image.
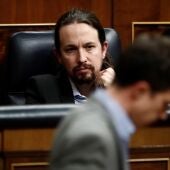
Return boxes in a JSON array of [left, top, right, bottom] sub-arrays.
[[50, 33, 170, 170]]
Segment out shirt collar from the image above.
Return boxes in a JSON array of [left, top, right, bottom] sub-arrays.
[[69, 79, 87, 104], [93, 89, 136, 143]]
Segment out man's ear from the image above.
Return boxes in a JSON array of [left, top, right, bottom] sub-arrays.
[[102, 41, 109, 59], [130, 81, 151, 100], [53, 48, 62, 64]]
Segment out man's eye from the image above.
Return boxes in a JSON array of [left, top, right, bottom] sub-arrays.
[[86, 45, 95, 50], [65, 48, 75, 53]]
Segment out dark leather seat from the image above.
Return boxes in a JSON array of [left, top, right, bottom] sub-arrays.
[[104, 28, 121, 62], [3, 28, 121, 105], [3, 30, 57, 105]]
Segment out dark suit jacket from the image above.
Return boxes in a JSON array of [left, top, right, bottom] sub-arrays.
[[25, 70, 75, 104], [50, 95, 128, 170]]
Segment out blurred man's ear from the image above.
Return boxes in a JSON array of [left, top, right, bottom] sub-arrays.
[[130, 81, 151, 100], [52, 47, 62, 64]]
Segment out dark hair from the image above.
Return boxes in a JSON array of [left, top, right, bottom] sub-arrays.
[[54, 8, 113, 68], [55, 8, 105, 50], [114, 33, 170, 92]]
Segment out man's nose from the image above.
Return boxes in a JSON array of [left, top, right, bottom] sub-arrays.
[[78, 49, 87, 63]]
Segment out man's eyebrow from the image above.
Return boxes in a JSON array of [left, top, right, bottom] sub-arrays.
[[84, 42, 96, 45], [64, 41, 96, 48], [64, 44, 77, 48]]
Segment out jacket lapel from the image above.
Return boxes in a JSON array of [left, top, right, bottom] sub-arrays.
[[58, 70, 74, 103]]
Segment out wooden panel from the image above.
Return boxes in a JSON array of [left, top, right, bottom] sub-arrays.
[[0, 126, 170, 170], [4, 152, 49, 170], [2, 128, 55, 170], [132, 22, 170, 42], [160, 0, 170, 20], [130, 126, 170, 170], [113, 0, 170, 48], [3, 128, 56, 152], [130, 158, 169, 170], [11, 162, 48, 170], [0, 0, 112, 27], [130, 127, 170, 147]]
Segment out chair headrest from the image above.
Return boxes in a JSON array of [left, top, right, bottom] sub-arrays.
[[104, 28, 121, 62]]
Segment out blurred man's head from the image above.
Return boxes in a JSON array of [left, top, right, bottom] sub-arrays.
[[112, 34, 170, 126]]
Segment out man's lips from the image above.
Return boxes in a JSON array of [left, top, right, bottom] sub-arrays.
[[74, 65, 91, 71], [75, 68, 90, 74], [73, 64, 94, 75]]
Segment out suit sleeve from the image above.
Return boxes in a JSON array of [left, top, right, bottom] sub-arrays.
[[50, 134, 109, 170], [49, 112, 119, 170]]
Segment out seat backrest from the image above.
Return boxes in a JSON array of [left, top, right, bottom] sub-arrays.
[[3, 28, 121, 105], [4, 30, 57, 105], [104, 28, 121, 62]]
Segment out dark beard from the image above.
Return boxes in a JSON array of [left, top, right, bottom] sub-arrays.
[[71, 63, 96, 85]]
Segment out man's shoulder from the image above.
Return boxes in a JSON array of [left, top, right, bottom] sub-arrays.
[[30, 69, 68, 82], [30, 71, 65, 82], [62, 102, 113, 139]]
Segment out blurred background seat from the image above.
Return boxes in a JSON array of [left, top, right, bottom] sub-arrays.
[[2, 28, 121, 105]]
